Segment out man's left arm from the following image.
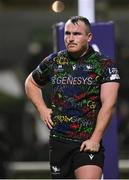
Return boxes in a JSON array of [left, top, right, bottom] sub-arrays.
[[80, 82, 120, 152]]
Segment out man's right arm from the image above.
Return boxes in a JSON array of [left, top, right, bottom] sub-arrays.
[[25, 73, 53, 129]]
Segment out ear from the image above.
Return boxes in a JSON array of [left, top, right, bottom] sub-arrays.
[[87, 33, 93, 42]]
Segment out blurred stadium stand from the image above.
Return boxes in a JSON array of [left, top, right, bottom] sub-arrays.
[[5, 160, 129, 179], [0, 0, 129, 179]]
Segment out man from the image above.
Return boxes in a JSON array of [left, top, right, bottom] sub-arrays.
[[25, 16, 120, 179]]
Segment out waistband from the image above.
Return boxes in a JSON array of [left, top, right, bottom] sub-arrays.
[[50, 132, 83, 143]]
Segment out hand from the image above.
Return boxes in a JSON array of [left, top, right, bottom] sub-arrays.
[[80, 139, 100, 152], [40, 108, 53, 129]]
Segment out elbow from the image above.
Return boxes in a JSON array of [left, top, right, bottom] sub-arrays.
[[24, 78, 29, 96], [24, 74, 32, 95], [112, 103, 118, 114], [103, 103, 117, 116]]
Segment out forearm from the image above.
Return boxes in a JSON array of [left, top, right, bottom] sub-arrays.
[[80, 106, 114, 152], [90, 82, 119, 143], [25, 74, 53, 129], [25, 74, 47, 114], [90, 105, 115, 143]]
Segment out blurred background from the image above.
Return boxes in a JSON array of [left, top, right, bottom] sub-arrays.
[[0, 0, 129, 178]]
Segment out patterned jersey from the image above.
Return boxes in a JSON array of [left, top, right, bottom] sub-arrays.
[[32, 46, 120, 141]]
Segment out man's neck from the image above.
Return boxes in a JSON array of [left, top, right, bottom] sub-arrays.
[[69, 46, 89, 60]]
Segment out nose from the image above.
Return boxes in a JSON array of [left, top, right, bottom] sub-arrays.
[[69, 34, 74, 41]]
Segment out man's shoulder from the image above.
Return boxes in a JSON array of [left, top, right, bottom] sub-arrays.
[[57, 49, 67, 56], [88, 50, 116, 69], [94, 51, 114, 64], [100, 54, 115, 66], [46, 49, 67, 61]]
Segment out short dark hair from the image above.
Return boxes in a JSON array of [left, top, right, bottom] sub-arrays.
[[68, 16, 91, 32]]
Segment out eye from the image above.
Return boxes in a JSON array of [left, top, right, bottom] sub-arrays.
[[73, 32, 81, 36], [65, 31, 70, 35]]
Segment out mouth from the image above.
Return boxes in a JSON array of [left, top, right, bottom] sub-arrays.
[[68, 43, 77, 48]]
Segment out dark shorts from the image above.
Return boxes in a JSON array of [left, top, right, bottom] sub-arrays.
[[49, 136, 105, 179]]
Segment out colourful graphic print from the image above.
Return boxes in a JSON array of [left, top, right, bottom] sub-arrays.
[[32, 47, 120, 141]]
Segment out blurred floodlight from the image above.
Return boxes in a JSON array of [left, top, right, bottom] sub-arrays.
[[52, 1, 65, 13]]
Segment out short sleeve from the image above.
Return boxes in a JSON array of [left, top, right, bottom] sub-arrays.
[[101, 59, 120, 84], [32, 56, 52, 86]]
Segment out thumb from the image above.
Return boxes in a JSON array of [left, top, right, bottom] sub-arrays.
[[80, 142, 86, 151]]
